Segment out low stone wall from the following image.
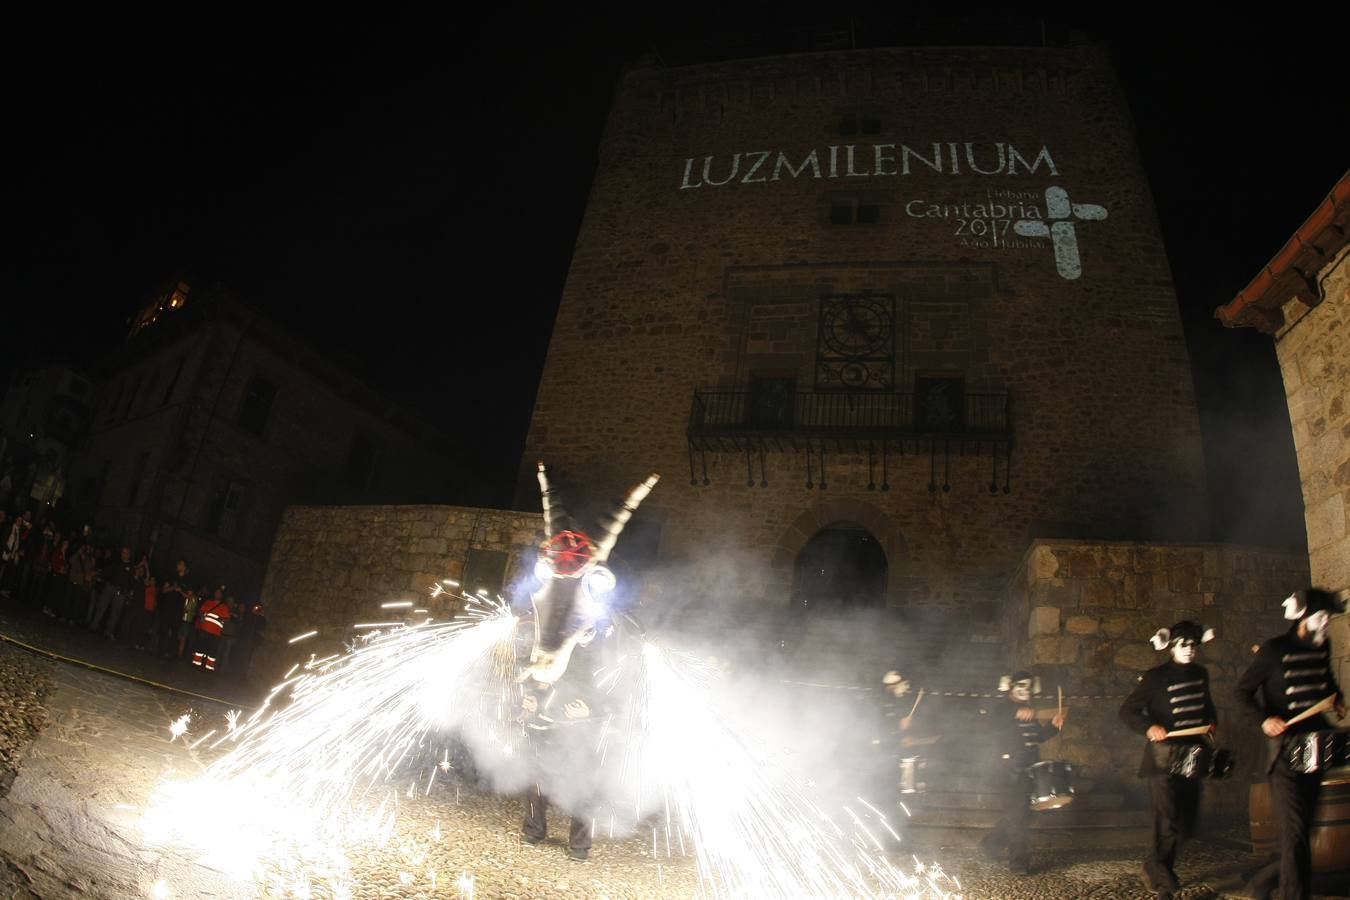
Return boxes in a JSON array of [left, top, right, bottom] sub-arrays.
[[255, 504, 543, 683], [1008, 539, 1309, 821]]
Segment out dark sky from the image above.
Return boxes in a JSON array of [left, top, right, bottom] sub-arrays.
[[3, 5, 1343, 548]]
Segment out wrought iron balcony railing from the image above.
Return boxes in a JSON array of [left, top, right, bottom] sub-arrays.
[[688, 388, 1010, 441]]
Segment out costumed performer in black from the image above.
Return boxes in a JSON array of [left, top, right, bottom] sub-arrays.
[[1118, 620, 1218, 899], [1235, 588, 1346, 900], [979, 670, 1065, 875]]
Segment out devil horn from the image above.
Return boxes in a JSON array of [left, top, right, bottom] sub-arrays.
[[594, 473, 660, 562], [1282, 593, 1304, 621], [536, 462, 572, 539]]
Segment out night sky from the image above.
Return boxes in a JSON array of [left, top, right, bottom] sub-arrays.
[[3, 6, 1343, 548]]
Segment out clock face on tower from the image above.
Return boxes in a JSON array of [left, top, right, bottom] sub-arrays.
[[815, 294, 896, 390], [821, 297, 890, 356]]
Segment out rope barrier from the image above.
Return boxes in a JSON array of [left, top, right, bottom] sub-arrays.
[[0, 629, 256, 710], [782, 680, 1128, 701]]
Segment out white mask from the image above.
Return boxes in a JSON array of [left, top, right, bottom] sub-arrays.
[[1170, 639, 1197, 665], [1304, 610, 1331, 646], [1010, 680, 1033, 703]]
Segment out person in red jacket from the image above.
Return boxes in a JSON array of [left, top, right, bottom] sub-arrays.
[[192, 586, 232, 671]]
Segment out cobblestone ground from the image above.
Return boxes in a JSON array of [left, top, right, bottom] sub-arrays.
[[0, 639, 54, 794], [0, 616, 1346, 899]]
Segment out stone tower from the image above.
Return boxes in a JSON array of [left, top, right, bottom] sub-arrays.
[[520, 43, 1209, 676]]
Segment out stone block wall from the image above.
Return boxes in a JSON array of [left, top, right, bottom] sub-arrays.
[[254, 504, 543, 684], [519, 43, 1211, 624], [1008, 539, 1309, 820], [1275, 244, 1350, 696]]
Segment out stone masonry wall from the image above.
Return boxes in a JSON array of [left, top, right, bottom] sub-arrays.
[[254, 504, 543, 684], [1010, 539, 1309, 820], [520, 44, 1210, 621], [1275, 244, 1350, 700]]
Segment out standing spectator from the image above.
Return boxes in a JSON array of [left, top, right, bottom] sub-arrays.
[[236, 599, 266, 680], [138, 575, 158, 651], [218, 596, 240, 672], [15, 513, 43, 606], [1, 509, 33, 598], [192, 587, 231, 671], [43, 536, 68, 616], [87, 545, 109, 623], [64, 542, 96, 624], [123, 553, 151, 648], [177, 586, 200, 660], [156, 559, 191, 659], [29, 524, 54, 610], [89, 547, 135, 639]]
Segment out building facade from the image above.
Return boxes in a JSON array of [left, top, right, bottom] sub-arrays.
[[0, 363, 94, 508], [1216, 170, 1350, 695], [70, 281, 466, 595], [519, 43, 1210, 660]]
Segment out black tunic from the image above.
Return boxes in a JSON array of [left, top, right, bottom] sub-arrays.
[[1235, 627, 1343, 772], [992, 698, 1060, 772], [1118, 660, 1217, 776]]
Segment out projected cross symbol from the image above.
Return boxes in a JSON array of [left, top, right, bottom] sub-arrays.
[[1014, 186, 1108, 280]]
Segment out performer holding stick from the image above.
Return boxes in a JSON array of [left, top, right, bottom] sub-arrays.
[[1118, 620, 1218, 899], [980, 671, 1065, 875], [1235, 588, 1346, 900]]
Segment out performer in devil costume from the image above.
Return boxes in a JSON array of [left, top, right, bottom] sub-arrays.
[[1118, 621, 1218, 899], [1235, 588, 1347, 900], [517, 463, 658, 860], [979, 671, 1065, 875], [520, 619, 607, 860]]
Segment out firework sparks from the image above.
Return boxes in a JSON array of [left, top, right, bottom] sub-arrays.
[[168, 713, 191, 743], [141, 597, 519, 895], [143, 584, 961, 898], [614, 642, 962, 898]]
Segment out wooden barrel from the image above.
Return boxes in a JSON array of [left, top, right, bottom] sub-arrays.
[[1249, 772, 1350, 873]]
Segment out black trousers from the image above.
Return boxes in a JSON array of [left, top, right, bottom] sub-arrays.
[[984, 770, 1031, 864], [1144, 774, 1201, 889], [1268, 759, 1321, 900], [155, 608, 182, 657], [522, 783, 592, 851]]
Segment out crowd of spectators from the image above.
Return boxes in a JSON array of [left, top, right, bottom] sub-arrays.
[[0, 480, 266, 680]]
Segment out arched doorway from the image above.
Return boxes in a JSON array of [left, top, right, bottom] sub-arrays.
[[789, 522, 888, 613]]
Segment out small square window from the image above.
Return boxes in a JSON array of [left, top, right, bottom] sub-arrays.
[[838, 115, 858, 136], [861, 117, 882, 135], [829, 203, 853, 224], [856, 203, 881, 224], [238, 376, 278, 436]]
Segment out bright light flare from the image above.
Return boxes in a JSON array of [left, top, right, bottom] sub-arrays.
[[142, 597, 519, 896], [619, 642, 961, 898]]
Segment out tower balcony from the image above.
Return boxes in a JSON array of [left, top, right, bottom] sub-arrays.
[[686, 385, 1012, 491]]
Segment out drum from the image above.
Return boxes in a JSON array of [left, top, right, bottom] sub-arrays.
[[1286, 730, 1350, 775], [898, 756, 926, 794], [1027, 760, 1074, 810], [1168, 744, 1236, 779]]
